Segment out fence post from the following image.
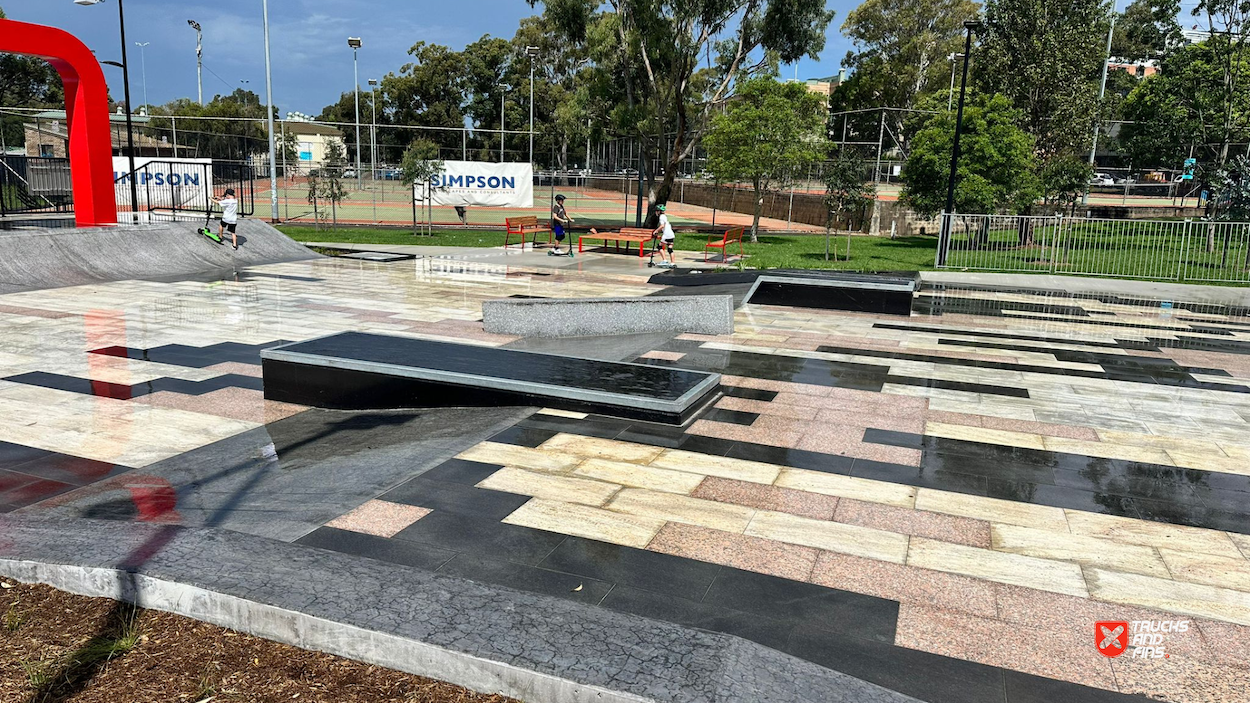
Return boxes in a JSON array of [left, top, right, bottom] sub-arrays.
[[1177, 218, 1191, 281], [1055, 212, 1065, 272]]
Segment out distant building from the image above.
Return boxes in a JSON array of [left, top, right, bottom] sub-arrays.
[[789, 69, 847, 106], [23, 109, 175, 158], [1108, 58, 1160, 78], [281, 115, 345, 172]]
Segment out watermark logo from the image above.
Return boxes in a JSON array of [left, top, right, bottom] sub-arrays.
[[1097, 620, 1188, 658], [1096, 621, 1129, 658]]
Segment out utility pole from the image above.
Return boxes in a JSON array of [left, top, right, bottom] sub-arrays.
[[940, 20, 982, 266], [1083, 8, 1117, 206], [348, 37, 363, 188], [188, 20, 202, 105], [262, 0, 279, 222]]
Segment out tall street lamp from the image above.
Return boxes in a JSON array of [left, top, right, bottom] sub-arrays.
[[262, 0, 279, 223], [939, 19, 982, 266], [75, 0, 138, 224], [499, 84, 508, 163], [348, 37, 363, 188], [368, 78, 378, 178], [187, 20, 203, 105], [134, 41, 149, 113], [526, 45, 539, 165]]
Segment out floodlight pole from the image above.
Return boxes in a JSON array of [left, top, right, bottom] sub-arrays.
[[369, 79, 378, 179], [349, 38, 362, 188], [939, 21, 980, 266], [499, 86, 506, 162], [134, 42, 149, 113], [188, 20, 203, 105], [78, 0, 140, 223], [262, 0, 279, 222], [526, 46, 539, 165], [1083, 9, 1117, 206]]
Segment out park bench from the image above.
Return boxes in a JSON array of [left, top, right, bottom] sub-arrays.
[[704, 227, 745, 263], [578, 227, 656, 258], [504, 215, 554, 249]]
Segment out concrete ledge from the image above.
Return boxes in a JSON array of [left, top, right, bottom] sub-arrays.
[[0, 516, 915, 703], [483, 296, 734, 338]]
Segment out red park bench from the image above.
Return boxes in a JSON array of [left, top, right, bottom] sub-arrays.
[[705, 227, 745, 263], [578, 227, 656, 258], [504, 215, 554, 249]]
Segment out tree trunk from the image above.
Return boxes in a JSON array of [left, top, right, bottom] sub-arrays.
[[750, 178, 762, 243]]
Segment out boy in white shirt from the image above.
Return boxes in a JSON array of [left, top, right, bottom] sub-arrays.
[[652, 203, 675, 268], [212, 188, 239, 250]]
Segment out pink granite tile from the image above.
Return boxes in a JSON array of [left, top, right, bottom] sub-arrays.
[[811, 552, 998, 618], [796, 433, 922, 466], [834, 498, 992, 547], [647, 522, 818, 582], [1111, 652, 1250, 703], [716, 396, 813, 421], [688, 418, 806, 448], [326, 499, 431, 537], [136, 387, 307, 424], [815, 409, 925, 434], [895, 604, 1121, 691], [0, 304, 74, 319], [924, 410, 985, 427], [205, 361, 264, 378], [1194, 620, 1250, 669], [640, 350, 687, 361], [692, 476, 839, 520]]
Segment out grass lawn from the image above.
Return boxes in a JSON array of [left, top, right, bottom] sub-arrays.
[[278, 224, 941, 272]]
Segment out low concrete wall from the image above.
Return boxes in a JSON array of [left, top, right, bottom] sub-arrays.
[[483, 296, 734, 338]]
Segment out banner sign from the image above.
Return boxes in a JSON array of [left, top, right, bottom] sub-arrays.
[[417, 161, 533, 208], [114, 157, 213, 210]]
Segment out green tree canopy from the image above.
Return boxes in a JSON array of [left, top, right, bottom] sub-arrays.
[[901, 93, 1038, 218], [1118, 36, 1250, 168], [703, 77, 827, 240], [0, 6, 66, 149], [538, 0, 835, 208], [838, 0, 980, 145], [1112, 0, 1182, 61], [977, 0, 1113, 157], [147, 89, 272, 161]]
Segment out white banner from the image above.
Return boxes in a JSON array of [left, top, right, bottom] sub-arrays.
[[417, 161, 533, 208], [114, 158, 213, 210]]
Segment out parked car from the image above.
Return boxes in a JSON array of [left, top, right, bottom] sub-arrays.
[[341, 168, 357, 179], [382, 168, 403, 180], [1090, 173, 1115, 186]]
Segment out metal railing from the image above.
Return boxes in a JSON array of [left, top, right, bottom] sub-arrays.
[[936, 213, 1250, 284], [117, 160, 255, 223], [0, 155, 71, 216]]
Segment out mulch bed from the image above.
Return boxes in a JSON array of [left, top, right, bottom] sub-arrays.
[[0, 580, 521, 703]]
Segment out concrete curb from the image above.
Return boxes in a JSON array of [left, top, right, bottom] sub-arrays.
[[0, 558, 642, 703], [483, 295, 734, 338], [0, 516, 918, 703]]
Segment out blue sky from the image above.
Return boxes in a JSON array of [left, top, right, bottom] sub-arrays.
[[4, 0, 859, 115]]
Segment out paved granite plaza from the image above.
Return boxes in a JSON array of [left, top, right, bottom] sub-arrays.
[[2, 250, 1249, 703]]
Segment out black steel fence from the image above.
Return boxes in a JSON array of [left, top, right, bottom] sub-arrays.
[[0, 155, 72, 216]]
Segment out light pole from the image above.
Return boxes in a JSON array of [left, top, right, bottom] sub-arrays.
[[939, 20, 982, 267], [348, 37, 363, 188], [526, 45, 539, 165], [134, 41, 149, 113], [262, 0, 279, 223], [75, 0, 138, 224], [499, 84, 507, 162], [368, 78, 378, 177], [1083, 4, 1117, 206], [187, 20, 202, 105], [946, 53, 964, 111]]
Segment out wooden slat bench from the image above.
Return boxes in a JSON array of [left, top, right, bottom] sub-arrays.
[[505, 216, 554, 249], [578, 227, 656, 258]]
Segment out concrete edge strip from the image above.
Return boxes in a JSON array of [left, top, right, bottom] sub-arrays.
[[0, 558, 652, 703]]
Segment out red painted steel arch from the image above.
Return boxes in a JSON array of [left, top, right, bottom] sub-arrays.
[[0, 19, 117, 227]]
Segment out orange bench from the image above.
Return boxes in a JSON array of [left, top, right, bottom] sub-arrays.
[[505, 215, 554, 249], [579, 227, 656, 257], [705, 227, 745, 262]]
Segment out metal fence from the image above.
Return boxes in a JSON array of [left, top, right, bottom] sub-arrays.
[[936, 213, 1250, 284], [0, 155, 72, 216], [116, 160, 255, 223]]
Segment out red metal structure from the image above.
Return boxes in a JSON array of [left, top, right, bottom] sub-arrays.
[[0, 19, 117, 227]]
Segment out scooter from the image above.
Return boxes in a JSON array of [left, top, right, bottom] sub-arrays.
[[196, 207, 224, 244]]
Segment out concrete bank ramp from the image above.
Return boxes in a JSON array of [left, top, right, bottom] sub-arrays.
[[0, 219, 319, 293]]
